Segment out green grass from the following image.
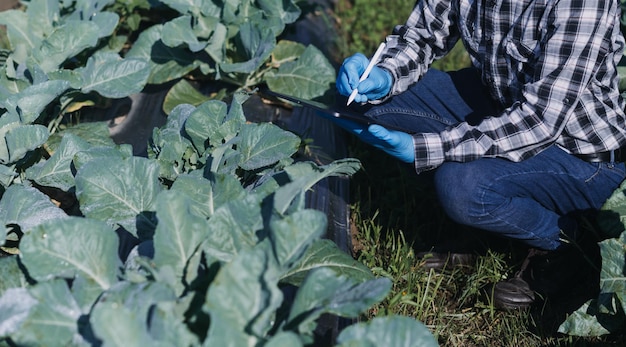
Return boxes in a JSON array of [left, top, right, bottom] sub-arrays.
[[347, 145, 626, 346], [331, 0, 471, 69]]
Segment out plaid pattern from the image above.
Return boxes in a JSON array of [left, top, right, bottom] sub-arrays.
[[377, 0, 626, 172]]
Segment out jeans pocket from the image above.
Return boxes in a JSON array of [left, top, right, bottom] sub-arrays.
[[584, 162, 626, 184]]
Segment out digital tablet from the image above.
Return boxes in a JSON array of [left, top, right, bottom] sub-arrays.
[[260, 88, 414, 134]]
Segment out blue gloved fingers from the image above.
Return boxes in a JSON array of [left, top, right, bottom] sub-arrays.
[[367, 124, 415, 163], [356, 67, 393, 102], [352, 93, 368, 104], [367, 124, 394, 143], [337, 53, 369, 97], [316, 110, 415, 164]]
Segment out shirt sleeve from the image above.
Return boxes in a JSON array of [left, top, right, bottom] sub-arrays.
[[377, 0, 461, 97], [412, 0, 620, 172]]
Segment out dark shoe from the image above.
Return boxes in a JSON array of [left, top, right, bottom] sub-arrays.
[[492, 276, 536, 310], [492, 248, 546, 310], [492, 234, 600, 310], [417, 251, 475, 270], [525, 238, 600, 303]]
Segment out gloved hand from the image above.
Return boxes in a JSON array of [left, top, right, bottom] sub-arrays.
[[337, 53, 392, 103], [365, 124, 415, 163], [317, 111, 415, 163]]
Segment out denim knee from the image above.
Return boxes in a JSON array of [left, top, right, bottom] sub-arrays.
[[433, 162, 496, 226]]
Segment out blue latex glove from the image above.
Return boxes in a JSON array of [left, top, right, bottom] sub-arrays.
[[317, 112, 415, 163], [337, 53, 392, 103]]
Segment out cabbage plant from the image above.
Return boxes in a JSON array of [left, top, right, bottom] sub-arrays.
[[0, 95, 438, 346]]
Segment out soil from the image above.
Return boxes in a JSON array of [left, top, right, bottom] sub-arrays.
[[0, 0, 18, 11]]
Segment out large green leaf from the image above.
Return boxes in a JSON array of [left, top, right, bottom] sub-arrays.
[[561, 180, 626, 336], [203, 21, 227, 63], [94, 281, 177, 329], [257, 0, 301, 30], [161, 14, 218, 52], [20, 217, 120, 290], [0, 256, 28, 297], [597, 231, 626, 316], [153, 190, 209, 294], [80, 52, 150, 98], [47, 121, 117, 153], [265, 44, 336, 100], [0, 185, 67, 232], [26, 133, 91, 191], [265, 332, 304, 347], [238, 122, 300, 171], [149, 300, 201, 346], [0, 259, 28, 338], [150, 104, 200, 180], [75, 156, 162, 236], [127, 25, 199, 85], [336, 315, 439, 347], [3, 80, 70, 123], [619, 68, 626, 93], [25, 0, 59, 42], [202, 195, 263, 262], [269, 209, 326, 269], [162, 15, 203, 51], [286, 268, 391, 334], [219, 21, 275, 74], [271, 40, 306, 65], [280, 239, 374, 286], [72, 144, 133, 172], [89, 11, 120, 38], [221, 0, 251, 25], [204, 246, 283, 344], [183, 100, 239, 151], [0, 124, 49, 164], [0, 10, 39, 57], [65, 0, 115, 21], [170, 173, 245, 218], [32, 20, 100, 72], [9, 280, 84, 347], [597, 180, 626, 238], [558, 299, 625, 337], [159, 0, 207, 16], [0, 288, 37, 338], [91, 302, 166, 347], [273, 159, 361, 214], [162, 79, 212, 115], [0, 163, 17, 188]]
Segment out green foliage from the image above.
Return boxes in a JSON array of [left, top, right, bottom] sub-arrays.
[[333, 0, 470, 71], [126, 0, 336, 105], [336, 315, 438, 347], [334, 0, 416, 58], [0, 95, 437, 345], [0, 0, 337, 191], [559, 183, 626, 337], [0, 0, 149, 189], [0, 0, 439, 344]]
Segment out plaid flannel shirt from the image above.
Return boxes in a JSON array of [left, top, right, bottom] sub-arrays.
[[377, 0, 626, 172]]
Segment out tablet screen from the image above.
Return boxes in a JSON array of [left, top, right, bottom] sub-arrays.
[[260, 88, 414, 133]]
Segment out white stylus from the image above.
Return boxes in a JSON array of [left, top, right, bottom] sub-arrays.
[[347, 42, 386, 106]]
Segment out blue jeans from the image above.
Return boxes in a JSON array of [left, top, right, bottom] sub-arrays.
[[362, 68, 626, 250]]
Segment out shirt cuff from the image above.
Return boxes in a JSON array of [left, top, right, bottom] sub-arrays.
[[412, 133, 445, 174]]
